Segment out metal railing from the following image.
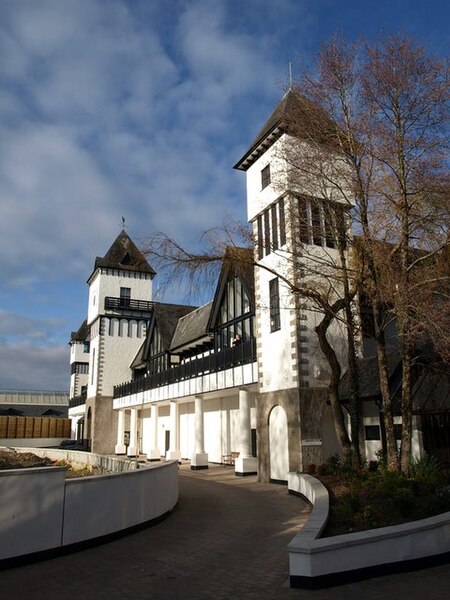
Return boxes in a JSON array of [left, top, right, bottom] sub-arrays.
[[69, 392, 87, 408], [104, 297, 154, 312], [114, 339, 256, 399]]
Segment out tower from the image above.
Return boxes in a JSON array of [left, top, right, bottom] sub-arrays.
[[235, 90, 353, 480], [84, 230, 155, 453]]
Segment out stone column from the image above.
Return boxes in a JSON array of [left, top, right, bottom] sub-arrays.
[[235, 387, 257, 476], [167, 401, 181, 461], [127, 407, 138, 457], [115, 409, 126, 454], [148, 404, 160, 460], [191, 395, 208, 470]]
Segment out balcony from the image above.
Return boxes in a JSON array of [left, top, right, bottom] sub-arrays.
[[114, 339, 256, 399], [104, 297, 154, 313], [69, 391, 86, 408]]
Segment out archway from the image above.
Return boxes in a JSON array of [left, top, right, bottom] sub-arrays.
[[269, 405, 289, 482], [86, 407, 92, 451]]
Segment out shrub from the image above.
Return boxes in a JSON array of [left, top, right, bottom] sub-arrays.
[[409, 454, 444, 491]]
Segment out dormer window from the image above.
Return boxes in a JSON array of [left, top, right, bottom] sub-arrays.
[[261, 164, 271, 189]]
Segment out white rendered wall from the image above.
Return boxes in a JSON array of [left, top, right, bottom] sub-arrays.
[[70, 340, 90, 363], [98, 327, 147, 397], [0, 460, 178, 561], [87, 269, 152, 325], [0, 467, 65, 559]]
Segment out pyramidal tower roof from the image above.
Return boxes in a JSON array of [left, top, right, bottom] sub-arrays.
[[234, 88, 337, 171], [88, 230, 156, 281]]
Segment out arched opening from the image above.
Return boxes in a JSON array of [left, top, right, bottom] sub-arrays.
[[86, 407, 92, 451], [269, 405, 289, 482]]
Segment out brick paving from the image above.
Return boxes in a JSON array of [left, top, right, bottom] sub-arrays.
[[0, 464, 449, 600]]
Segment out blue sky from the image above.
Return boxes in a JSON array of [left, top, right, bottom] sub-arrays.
[[0, 0, 449, 391]]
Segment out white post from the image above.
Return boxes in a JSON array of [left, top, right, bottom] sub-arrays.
[[148, 404, 160, 460], [191, 395, 208, 470], [235, 387, 257, 476], [115, 409, 126, 454], [127, 408, 138, 457], [167, 401, 181, 461]]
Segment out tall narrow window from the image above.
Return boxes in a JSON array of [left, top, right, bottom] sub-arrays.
[[298, 196, 309, 244], [120, 287, 131, 307], [335, 205, 347, 250], [91, 348, 95, 385], [264, 210, 271, 255], [279, 199, 286, 246], [257, 215, 264, 260], [311, 201, 322, 246], [261, 164, 271, 189], [269, 278, 281, 332], [271, 204, 278, 250], [323, 205, 336, 248]]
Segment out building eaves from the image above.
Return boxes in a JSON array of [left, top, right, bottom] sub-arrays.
[[234, 88, 339, 171]]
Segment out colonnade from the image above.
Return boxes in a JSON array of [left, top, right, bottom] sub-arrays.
[[114, 387, 257, 475]]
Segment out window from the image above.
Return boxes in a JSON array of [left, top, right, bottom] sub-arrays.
[[297, 195, 348, 250], [120, 287, 131, 307], [83, 341, 90, 353], [257, 215, 264, 260], [91, 348, 95, 385], [263, 210, 270, 256], [279, 199, 286, 246], [269, 278, 280, 332], [271, 204, 278, 250], [256, 199, 287, 259], [365, 425, 381, 441], [261, 164, 271, 189], [311, 201, 322, 246], [298, 196, 309, 244], [323, 205, 336, 248]]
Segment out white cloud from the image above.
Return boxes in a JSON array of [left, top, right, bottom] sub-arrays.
[[0, 0, 303, 389]]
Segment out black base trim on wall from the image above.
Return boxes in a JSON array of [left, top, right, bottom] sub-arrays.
[[190, 465, 208, 470], [0, 504, 178, 572], [235, 471, 257, 477], [290, 551, 450, 589], [270, 478, 288, 486]]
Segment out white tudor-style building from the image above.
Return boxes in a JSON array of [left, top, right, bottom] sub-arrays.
[[69, 90, 450, 479]]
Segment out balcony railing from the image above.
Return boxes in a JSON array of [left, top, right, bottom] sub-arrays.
[[114, 339, 256, 399], [104, 297, 154, 313], [69, 391, 87, 408]]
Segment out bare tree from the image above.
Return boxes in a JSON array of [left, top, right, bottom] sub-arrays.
[[143, 35, 449, 474], [288, 34, 449, 472]]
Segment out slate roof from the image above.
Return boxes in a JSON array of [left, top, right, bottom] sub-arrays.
[[170, 302, 214, 352], [339, 352, 402, 402], [88, 230, 156, 282], [234, 88, 339, 171], [70, 319, 89, 342], [130, 302, 197, 368], [0, 405, 68, 417]]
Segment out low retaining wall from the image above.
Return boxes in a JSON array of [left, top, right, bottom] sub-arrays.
[[0, 449, 179, 564], [288, 472, 450, 588], [14, 447, 140, 473]]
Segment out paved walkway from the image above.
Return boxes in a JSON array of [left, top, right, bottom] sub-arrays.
[[0, 464, 449, 599]]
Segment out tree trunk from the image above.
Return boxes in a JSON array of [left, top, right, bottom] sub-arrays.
[[315, 311, 353, 462]]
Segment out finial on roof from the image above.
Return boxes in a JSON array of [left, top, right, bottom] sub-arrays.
[[288, 61, 293, 89], [121, 216, 126, 231]]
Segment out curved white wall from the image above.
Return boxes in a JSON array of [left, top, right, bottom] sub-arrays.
[[0, 452, 178, 563]]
